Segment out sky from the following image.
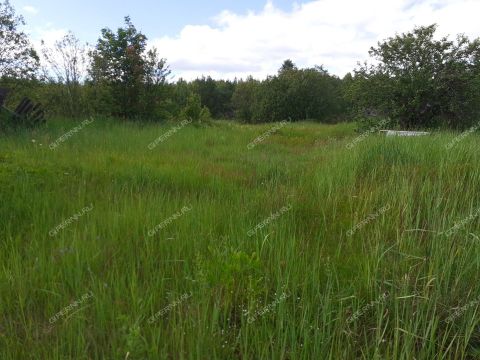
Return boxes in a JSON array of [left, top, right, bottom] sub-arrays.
[[12, 0, 480, 81]]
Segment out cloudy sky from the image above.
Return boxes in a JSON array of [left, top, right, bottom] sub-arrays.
[[14, 0, 480, 80]]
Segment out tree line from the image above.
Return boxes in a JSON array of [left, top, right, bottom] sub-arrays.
[[1, 1, 479, 129]]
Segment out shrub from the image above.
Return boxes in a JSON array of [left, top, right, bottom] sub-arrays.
[[348, 25, 480, 130], [181, 93, 211, 123]]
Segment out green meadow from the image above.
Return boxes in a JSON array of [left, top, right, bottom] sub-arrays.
[[2, 119, 480, 359]]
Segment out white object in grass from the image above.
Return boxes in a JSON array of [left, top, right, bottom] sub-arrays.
[[379, 130, 430, 137]]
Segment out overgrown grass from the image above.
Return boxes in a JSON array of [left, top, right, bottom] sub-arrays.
[[1, 118, 480, 359]]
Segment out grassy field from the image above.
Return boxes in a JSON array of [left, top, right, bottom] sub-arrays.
[[2, 118, 480, 359]]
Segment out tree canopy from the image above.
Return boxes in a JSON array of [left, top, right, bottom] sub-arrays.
[[348, 25, 480, 129], [89, 16, 170, 118], [0, 0, 39, 79], [1, 0, 479, 129]]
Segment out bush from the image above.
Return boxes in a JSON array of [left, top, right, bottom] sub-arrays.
[[181, 93, 211, 123], [232, 62, 347, 123], [348, 25, 480, 130]]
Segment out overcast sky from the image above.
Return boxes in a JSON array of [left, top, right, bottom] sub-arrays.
[[14, 0, 480, 80]]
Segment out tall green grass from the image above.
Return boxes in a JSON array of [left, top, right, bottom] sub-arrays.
[[1, 118, 480, 359]]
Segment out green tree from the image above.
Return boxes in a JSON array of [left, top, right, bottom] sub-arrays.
[[181, 93, 211, 123], [232, 77, 261, 122], [0, 1, 39, 79], [140, 47, 170, 118], [350, 25, 480, 129], [89, 16, 170, 118], [279, 59, 297, 74], [191, 76, 236, 118], [245, 61, 345, 123], [41, 32, 87, 117]]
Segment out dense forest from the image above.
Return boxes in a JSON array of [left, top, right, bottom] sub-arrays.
[[1, 1, 479, 129]]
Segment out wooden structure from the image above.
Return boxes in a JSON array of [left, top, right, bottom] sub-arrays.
[[0, 88, 9, 106], [0, 88, 45, 127]]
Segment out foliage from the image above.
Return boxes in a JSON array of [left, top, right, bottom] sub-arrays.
[[180, 93, 211, 123], [349, 25, 480, 129], [3, 119, 480, 358], [233, 61, 346, 123], [89, 16, 170, 119], [2, 2, 479, 130], [191, 76, 235, 118], [0, 1, 39, 79], [196, 245, 262, 300], [231, 76, 261, 122], [41, 32, 88, 117]]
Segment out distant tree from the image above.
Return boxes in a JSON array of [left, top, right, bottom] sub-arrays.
[[172, 78, 191, 109], [349, 25, 480, 129], [0, 1, 39, 79], [181, 93, 211, 123], [144, 47, 170, 86], [89, 16, 170, 118], [244, 62, 345, 123], [141, 47, 171, 118], [214, 79, 236, 118], [192, 76, 235, 118], [341, 72, 355, 116], [232, 77, 261, 122], [41, 32, 87, 116], [192, 76, 217, 115], [279, 59, 297, 74], [296, 66, 345, 121]]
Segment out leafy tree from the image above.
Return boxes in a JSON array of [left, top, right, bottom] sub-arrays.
[[215, 79, 236, 118], [89, 16, 170, 118], [0, 1, 39, 79], [192, 76, 217, 115], [171, 78, 191, 110], [240, 60, 346, 123], [191, 76, 235, 118], [41, 32, 87, 117], [279, 59, 297, 74], [181, 93, 211, 123], [140, 47, 171, 118], [350, 25, 480, 129], [232, 77, 261, 122]]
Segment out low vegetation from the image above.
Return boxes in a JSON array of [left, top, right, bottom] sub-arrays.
[[2, 119, 480, 358], [2, 1, 480, 359]]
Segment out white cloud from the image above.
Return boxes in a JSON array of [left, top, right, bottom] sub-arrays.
[[22, 5, 38, 15], [151, 0, 480, 80], [34, 27, 68, 47], [28, 25, 68, 75]]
